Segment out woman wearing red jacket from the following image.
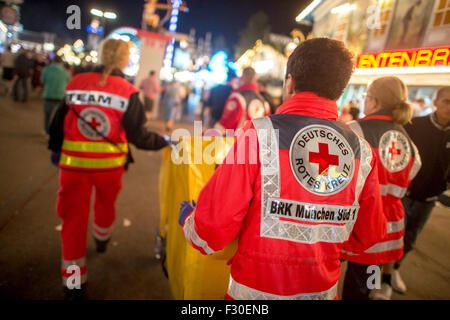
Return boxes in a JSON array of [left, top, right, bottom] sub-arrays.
[[341, 76, 421, 300], [49, 39, 168, 299]]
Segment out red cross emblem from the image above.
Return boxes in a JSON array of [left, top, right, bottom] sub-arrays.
[[88, 117, 102, 130], [309, 143, 339, 174], [388, 142, 401, 160]]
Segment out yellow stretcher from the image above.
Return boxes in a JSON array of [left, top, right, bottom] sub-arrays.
[[159, 137, 238, 300]]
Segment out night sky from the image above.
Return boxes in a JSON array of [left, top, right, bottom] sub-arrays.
[[20, 0, 311, 52]]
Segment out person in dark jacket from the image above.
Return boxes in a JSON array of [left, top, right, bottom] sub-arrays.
[[48, 39, 168, 300], [202, 71, 238, 128], [12, 49, 33, 102], [392, 86, 450, 294], [257, 79, 278, 114]]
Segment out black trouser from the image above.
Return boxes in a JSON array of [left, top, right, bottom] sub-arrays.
[[342, 261, 377, 300], [12, 76, 28, 101]]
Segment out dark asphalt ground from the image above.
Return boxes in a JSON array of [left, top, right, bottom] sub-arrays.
[[0, 94, 449, 300], [0, 94, 172, 299]]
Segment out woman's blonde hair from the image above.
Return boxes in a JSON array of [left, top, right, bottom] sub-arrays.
[[368, 76, 412, 125], [97, 38, 130, 86]]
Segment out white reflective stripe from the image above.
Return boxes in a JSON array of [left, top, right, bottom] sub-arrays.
[[387, 219, 404, 233], [228, 276, 338, 300], [93, 232, 112, 241], [228, 92, 247, 110], [93, 223, 112, 234], [62, 273, 87, 286], [341, 249, 358, 256], [262, 218, 352, 244], [183, 210, 217, 255], [62, 257, 86, 269], [253, 117, 281, 234], [254, 118, 355, 244], [348, 121, 364, 139], [354, 136, 373, 205], [66, 90, 129, 112], [364, 238, 404, 253], [409, 141, 422, 180], [380, 183, 407, 198]]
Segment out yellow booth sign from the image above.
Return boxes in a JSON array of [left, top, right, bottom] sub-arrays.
[[159, 137, 237, 300]]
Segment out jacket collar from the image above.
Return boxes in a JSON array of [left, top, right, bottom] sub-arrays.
[[361, 108, 393, 121], [275, 92, 338, 121], [233, 82, 259, 93], [430, 112, 450, 131]]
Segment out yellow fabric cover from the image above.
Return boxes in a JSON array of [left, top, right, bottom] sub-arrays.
[[159, 136, 237, 300]]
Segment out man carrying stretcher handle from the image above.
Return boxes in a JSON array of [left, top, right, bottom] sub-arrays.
[[179, 38, 387, 300]]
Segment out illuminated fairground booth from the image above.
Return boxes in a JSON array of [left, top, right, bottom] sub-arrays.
[[297, 0, 450, 113]]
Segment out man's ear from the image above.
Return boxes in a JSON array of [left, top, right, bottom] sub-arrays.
[[286, 74, 295, 95]]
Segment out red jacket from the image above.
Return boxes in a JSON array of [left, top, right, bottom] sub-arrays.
[[341, 112, 421, 264], [61, 72, 137, 170], [214, 83, 270, 133], [183, 92, 386, 299]]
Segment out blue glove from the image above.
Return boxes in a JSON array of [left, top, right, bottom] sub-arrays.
[[163, 135, 177, 146], [179, 200, 196, 226], [51, 151, 61, 167]]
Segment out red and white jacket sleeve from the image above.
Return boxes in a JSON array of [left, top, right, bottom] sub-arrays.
[[182, 121, 259, 255], [343, 148, 388, 255], [214, 95, 244, 134]]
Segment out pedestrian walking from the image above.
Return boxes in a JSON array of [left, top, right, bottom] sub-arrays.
[[393, 86, 450, 294], [341, 76, 421, 300], [1, 45, 15, 95], [41, 55, 71, 135], [162, 79, 186, 133], [257, 79, 278, 114], [48, 39, 168, 299], [12, 48, 33, 102], [213, 67, 270, 135], [179, 38, 386, 300], [202, 71, 238, 128], [32, 52, 47, 97], [138, 70, 161, 120]]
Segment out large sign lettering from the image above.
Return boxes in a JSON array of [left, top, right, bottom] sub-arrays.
[[357, 46, 450, 69]]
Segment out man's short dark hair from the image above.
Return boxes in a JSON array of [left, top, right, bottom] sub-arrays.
[[286, 38, 354, 101], [149, 70, 155, 76]]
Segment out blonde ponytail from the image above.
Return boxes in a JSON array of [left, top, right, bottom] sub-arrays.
[[98, 65, 114, 87], [367, 76, 411, 125], [392, 101, 412, 125], [97, 38, 130, 87]]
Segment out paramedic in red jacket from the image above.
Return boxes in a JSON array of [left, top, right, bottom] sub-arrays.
[[341, 77, 421, 300], [179, 38, 387, 300], [48, 39, 168, 299], [213, 67, 270, 134]]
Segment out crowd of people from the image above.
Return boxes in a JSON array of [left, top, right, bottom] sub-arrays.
[[0, 46, 74, 136], [1, 36, 448, 301]]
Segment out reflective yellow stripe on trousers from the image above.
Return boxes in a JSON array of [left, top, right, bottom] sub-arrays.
[[62, 140, 128, 153], [60, 154, 127, 169]]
